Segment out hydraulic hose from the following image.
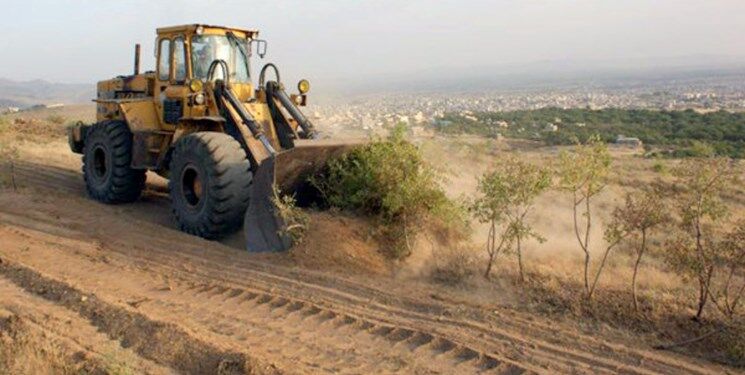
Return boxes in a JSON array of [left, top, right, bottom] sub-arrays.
[[259, 63, 280, 87], [267, 81, 317, 139]]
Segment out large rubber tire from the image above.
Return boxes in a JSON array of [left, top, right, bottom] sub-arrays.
[[82, 121, 146, 203], [169, 132, 252, 239]]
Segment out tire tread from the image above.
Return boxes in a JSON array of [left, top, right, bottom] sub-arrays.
[[169, 132, 252, 239]]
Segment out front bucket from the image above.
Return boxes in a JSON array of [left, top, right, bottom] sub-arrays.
[[244, 156, 292, 252], [243, 138, 365, 252], [274, 139, 367, 193]]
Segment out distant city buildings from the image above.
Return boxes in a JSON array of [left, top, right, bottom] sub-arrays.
[[307, 79, 745, 136]]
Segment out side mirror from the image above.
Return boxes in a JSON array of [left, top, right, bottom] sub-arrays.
[[250, 39, 268, 59]]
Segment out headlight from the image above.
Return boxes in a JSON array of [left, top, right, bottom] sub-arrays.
[[189, 79, 204, 92], [298, 79, 310, 94], [194, 93, 205, 105]]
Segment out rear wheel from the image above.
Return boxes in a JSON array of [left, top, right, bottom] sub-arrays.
[[82, 121, 146, 203], [169, 132, 252, 239]]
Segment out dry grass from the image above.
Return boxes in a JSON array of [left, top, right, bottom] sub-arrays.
[[428, 246, 480, 286], [518, 266, 745, 366], [0, 313, 111, 374], [430, 251, 745, 366], [46, 114, 66, 125], [2, 117, 67, 142], [0, 105, 94, 145], [0, 315, 70, 374], [0, 109, 84, 190]]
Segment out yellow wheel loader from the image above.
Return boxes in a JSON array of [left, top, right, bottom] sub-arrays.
[[68, 24, 358, 252]]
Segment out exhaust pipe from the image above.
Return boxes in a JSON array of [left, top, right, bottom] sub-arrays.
[[134, 44, 141, 75]]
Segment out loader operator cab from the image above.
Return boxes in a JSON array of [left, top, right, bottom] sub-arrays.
[[154, 25, 263, 110]]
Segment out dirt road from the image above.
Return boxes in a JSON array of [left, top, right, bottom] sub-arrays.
[[0, 155, 731, 374]]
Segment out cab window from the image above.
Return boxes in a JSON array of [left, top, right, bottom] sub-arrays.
[[158, 39, 171, 81], [191, 35, 250, 82], [173, 37, 186, 82]]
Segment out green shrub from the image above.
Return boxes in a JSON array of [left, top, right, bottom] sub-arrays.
[[651, 161, 667, 174], [671, 140, 716, 158], [312, 124, 468, 258]]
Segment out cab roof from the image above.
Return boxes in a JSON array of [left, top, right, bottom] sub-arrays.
[[156, 24, 259, 38]]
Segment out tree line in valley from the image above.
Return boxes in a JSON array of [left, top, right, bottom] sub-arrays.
[[435, 108, 745, 158]]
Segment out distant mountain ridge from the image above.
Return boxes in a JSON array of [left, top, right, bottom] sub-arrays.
[[0, 78, 94, 108]]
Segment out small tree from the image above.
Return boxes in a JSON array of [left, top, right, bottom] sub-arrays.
[[666, 157, 738, 320], [556, 136, 612, 297], [472, 170, 511, 278], [472, 158, 551, 280], [614, 185, 670, 310], [709, 219, 745, 319], [582, 212, 631, 300]]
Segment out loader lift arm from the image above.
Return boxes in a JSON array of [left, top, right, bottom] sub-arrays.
[[209, 76, 288, 252], [215, 72, 361, 252], [210, 60, 326, 253]]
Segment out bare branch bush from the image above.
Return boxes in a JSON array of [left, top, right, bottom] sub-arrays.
[[272, 186, 310, 245]]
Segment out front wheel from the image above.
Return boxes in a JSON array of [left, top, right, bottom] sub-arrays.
[[169, 132, 252, 239]]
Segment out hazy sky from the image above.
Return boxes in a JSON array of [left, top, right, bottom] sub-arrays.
[[3, 0, 745, 88]]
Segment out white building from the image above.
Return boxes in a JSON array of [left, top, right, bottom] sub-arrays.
[[615, 135, 643, 147], [1, 107, 20, 114]]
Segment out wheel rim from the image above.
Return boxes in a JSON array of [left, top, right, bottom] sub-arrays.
[[181, 164, 203, 208], [92, 145, 108, 181]]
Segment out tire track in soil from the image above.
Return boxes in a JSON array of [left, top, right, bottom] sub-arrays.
[[0, 237, 532, 374], [0, 278, 176, 375], [0, 260, 280, 375], [158, 281, 526, 374], [3, 160, 727, 374]]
